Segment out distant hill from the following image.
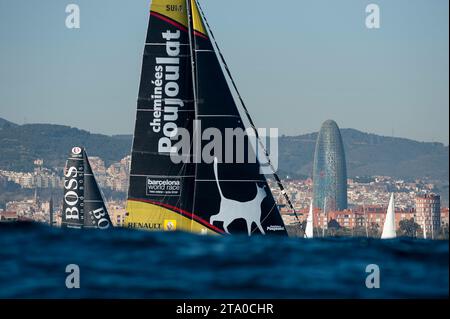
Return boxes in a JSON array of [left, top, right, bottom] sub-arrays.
[[0, 118, 18, 130], [0, 119, 130, 171], [0, 117, 448, 183], [279, 129, 449, 181]]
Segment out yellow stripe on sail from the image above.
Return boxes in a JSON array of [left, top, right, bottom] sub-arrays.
[[125, 199, 219, 235], [150, 0, 208, 38], [191, 0, 208, 37], [151, 0, 188, 28]]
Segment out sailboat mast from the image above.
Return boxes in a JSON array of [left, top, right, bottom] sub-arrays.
[[186, 0, 198, 111], [186, 0, 199, 233]]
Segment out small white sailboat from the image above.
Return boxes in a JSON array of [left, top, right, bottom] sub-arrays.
[[422, 213, 427, 239], [381, 193, 396, 239], [304, 201, 314, 239]]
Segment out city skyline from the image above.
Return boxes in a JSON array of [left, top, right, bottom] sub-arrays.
[[2, 150, 446, 209], [2, 164, 448, 239], [0, 0, 448, 144], [1, 147, 448, 237]]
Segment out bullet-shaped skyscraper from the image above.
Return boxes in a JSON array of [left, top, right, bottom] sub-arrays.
[[313, 120, 348, 212]]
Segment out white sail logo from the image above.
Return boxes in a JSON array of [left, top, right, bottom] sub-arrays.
[[71, 147, 82, 155], [150, 30, 184, 154], [209, 158, 266, 236], [64, 166, 81, 221], [90, 207, 110, 229]]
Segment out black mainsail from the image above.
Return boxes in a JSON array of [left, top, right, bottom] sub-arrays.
[[125, 0, 288, 236], [62, 147, 113, 229]]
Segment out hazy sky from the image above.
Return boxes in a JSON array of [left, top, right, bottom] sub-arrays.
[[0, 0, 448, 144]]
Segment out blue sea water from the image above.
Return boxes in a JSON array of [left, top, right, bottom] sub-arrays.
[[0, 222, 448, 298]]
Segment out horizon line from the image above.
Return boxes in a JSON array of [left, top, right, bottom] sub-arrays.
[[1, 116, 448, 146]]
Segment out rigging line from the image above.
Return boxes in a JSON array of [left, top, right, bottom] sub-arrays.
[[195, 0, 302, 229], [251, 201, 277, 235], [187, 0, 200, 233]]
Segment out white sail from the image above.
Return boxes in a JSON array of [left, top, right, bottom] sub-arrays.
[[423, 214, 427, 239], [304, 201, 314, 239], [381, 193, 396, 239]]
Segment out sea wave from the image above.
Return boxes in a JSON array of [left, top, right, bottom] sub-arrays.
[[0, 222, 448, 298]]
